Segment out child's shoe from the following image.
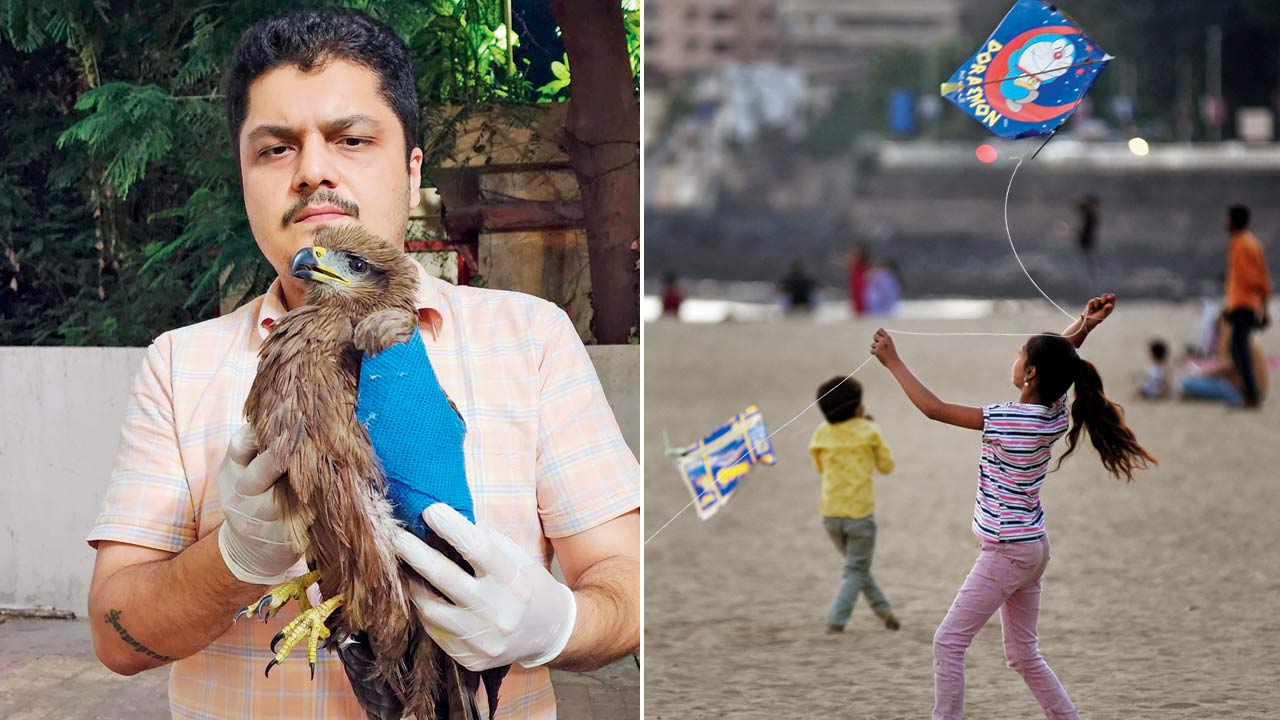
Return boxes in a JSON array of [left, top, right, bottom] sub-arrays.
[[879, 613, 901, 631], [825, 624, 845, 634]]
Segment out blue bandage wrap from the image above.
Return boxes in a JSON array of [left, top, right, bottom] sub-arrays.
[[355, 323, 473, 537]]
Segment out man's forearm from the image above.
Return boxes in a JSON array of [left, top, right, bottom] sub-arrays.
[[549, 555, 639, 672], [90, 530, 267, 675]]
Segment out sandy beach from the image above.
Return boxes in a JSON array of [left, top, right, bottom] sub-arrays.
[[643, 302, 1280, 719]]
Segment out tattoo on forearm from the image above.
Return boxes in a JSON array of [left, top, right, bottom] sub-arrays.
[[104, 609, 176, 662]]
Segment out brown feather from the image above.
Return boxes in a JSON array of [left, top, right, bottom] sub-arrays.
[[243, 225, 448, 718]]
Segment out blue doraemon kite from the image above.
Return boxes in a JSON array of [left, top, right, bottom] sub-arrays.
[[1000, 34, 1076, 112], [941, 0, 1112, 139]]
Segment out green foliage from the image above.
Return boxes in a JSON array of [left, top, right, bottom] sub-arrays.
[[57, 83, 176, 200], [535, 1, 641, 103], [536, 53, 571, 102], [622, 0, 640, 83], [0, 0, 641, 346]]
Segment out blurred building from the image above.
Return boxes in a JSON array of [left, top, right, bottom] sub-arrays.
[[645, 0, 784, 85], [780, 0, 961, 88]]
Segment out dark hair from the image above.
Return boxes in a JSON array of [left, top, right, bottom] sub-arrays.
[[817, 376, 862, 424], [1024, 334, 1157, 481], [223, 7, 420, 161], [1228, 204, 1251, 231], [1148, 339, 1168, 362]]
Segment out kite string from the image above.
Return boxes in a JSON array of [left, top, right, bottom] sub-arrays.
[[1000, 155, 1075, 321], [888, 151, 1104, 340], [646, 153, 1098, 545]]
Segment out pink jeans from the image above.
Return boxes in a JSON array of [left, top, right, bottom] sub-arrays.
[[932, 537, 1079, 719]]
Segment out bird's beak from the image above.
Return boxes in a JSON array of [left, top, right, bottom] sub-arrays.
[[290, 246, 349, 285]]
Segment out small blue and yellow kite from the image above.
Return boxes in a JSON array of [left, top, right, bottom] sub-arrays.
[[668, 406, 777, 521]]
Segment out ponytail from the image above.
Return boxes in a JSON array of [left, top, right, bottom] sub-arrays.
[[1056, 358, 1157, 481]]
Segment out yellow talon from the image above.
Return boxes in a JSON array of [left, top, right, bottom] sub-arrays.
[[265, 594, 344, 680], [235, 570, 321, 624]]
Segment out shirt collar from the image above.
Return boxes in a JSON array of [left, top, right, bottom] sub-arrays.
[[255, 277, 289, 340], [410, 257, 447, 340], [255, 256, 448, 341]]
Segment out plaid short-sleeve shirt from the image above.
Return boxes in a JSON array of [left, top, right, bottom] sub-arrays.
[[88, 259, 640, 719]]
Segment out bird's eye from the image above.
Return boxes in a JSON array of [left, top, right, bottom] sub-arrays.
[[349, 258, 368, 274]]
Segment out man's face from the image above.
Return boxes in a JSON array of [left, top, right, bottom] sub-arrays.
[[238, 59, 423, 308]]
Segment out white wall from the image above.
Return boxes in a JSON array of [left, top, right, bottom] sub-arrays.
[[0, 345, 639, 617]]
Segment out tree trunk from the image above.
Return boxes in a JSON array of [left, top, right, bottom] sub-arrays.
[[545, 0, 639, 344]]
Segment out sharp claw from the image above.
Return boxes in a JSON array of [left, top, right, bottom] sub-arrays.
[[256, 595, 273, 621], [233, 607, 247, 624], [265, 658, 279, 678], [310, 661, 316, 681], [270, 631, 285, 653]]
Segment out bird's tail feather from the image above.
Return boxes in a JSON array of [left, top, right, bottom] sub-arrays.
[[415, 535, 509, 720], [334, 625, 404, 720]]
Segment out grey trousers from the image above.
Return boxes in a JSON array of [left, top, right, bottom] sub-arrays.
[[823, 514, 891, 627]]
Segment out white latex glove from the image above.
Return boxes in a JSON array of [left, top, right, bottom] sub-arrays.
[[215, 424, 299, 585], [393, 503, 577, 671]]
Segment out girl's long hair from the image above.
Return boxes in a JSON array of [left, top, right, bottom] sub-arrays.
[[1025, 334, 1157, 481]]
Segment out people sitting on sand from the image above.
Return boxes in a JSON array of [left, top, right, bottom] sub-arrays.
[[1179, 317, 1269, 406], [863, 260, 904, 316], [1137, 339, 1171, 399]]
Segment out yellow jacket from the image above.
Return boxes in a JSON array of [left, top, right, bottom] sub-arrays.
[[810, 417, 894, 519]]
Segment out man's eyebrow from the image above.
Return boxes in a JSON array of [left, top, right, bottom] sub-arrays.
[[245, 114, 383, 143], [324, 114, 382, 133]]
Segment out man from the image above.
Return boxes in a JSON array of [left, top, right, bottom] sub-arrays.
[[779, 259, 816, 314], [848, 244, 869, 317], [1076, 194, 1099, 286], [1223, 204, 1272, 408], [85, 8, 639, 718]]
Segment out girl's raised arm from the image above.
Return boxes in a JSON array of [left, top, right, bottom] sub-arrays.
[[1063, 293, 1116, 349], [870, 329, 984, 430]]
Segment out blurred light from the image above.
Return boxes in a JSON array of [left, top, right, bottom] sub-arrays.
[[976, 144, 998, 163], [1128, 137, 1150, 156]]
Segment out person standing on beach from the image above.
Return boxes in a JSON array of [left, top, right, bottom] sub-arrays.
[[849, 245, 870, 317], [779, 260, 817, 314], [809, 377, 900, 635], [870, 293, 1156, 720], [1223, 204, 1272, 408], [660, 271, 685, 318], [1075, 195, 1099, 287]]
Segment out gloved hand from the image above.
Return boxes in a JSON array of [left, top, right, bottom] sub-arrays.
[[393, 503, 577, 671], [216, 424, 299, 585]]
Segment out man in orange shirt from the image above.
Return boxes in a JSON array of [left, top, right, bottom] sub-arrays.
[[1224, 204, 1272, 408], [86, 8, 639, 718]]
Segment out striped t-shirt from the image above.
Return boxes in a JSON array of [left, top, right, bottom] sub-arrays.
[[972, 394, 1069, 543]]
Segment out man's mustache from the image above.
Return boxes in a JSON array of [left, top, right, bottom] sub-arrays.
[[282, 191, 360, 228]]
